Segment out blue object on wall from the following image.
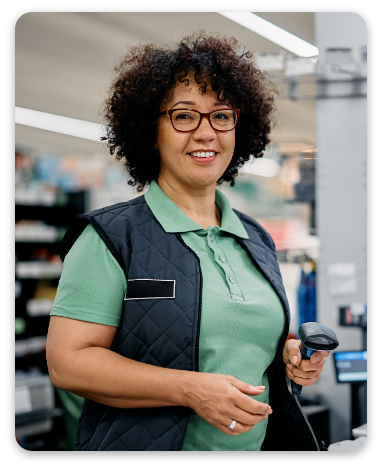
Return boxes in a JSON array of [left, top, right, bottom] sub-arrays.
[[297, 266, 317, 337]]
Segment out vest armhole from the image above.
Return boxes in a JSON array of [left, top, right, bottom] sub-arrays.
[[87, 215, 126, 273], [60, 214, 126, 274], [60, 215, 89, 263]]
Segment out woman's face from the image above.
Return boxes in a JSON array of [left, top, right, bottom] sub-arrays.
[[156, 77, 236, 190]]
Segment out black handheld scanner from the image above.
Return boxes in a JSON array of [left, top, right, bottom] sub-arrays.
[[291, 322, 339, 395]]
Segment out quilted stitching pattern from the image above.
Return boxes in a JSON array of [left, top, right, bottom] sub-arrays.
[[72, 195, 290, 451], [76, 196, 199, 450]]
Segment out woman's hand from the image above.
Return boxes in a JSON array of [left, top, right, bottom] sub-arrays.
[[183, 372, 272, 436], [283, 339, 329, 386]]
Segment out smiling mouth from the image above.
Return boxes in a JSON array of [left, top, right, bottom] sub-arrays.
[[188, 151, 217, 158]]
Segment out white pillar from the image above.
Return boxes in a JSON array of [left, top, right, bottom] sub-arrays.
[[314, 12, 367, 443]]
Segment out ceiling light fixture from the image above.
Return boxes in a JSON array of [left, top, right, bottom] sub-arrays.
[[218, 12, 319, 58], [15, 107, 104, 142]]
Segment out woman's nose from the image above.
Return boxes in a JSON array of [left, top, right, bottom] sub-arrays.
[[192, 115, 217, 140]]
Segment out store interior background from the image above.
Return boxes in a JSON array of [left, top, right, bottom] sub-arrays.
[[15, 12, 367, 450]]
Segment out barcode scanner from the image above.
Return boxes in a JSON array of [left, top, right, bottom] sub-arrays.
[[291, 322, 339, 396], [290, 322, 339, 450]]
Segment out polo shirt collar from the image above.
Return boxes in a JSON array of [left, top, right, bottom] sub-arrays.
[[144, 179, 249, 239]]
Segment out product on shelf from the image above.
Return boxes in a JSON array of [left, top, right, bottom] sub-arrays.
[[15, 280, 22, 298], [26, 299, 54, 317], [15, 336, 47, 358], [16, 260, 63, 279], [15, 220, 59, 242]]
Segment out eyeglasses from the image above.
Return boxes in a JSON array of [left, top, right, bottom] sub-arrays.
[[159, 108, 240, 132]]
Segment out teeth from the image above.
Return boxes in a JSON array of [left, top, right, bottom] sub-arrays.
[[191, 152, 215, 158]]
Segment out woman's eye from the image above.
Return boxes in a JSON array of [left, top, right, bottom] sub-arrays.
[[175, 113, 193, 120], [214, 112, 229, 120]]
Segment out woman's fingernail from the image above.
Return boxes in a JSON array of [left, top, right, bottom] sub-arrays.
[[292, 356, 299, 364], [256, 385, 266, 389]]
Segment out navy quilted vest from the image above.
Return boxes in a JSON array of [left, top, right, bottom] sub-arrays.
[[60, 194, 322, 451]]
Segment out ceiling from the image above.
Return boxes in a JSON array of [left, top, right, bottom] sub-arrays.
[[15, 12, 316, 157]]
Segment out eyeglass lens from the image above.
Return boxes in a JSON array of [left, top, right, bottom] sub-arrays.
[[171, 109, 237, 131]]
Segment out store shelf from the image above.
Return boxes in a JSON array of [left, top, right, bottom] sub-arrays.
[[16, 372, 54, 413], [15, 155, 88, 448], [16, 411, 64, 441], [16, 241, 62, 249], [26, 298, 54, 316], [15, 371, 64, 450], [15, 222, 60, 242], [15, 336, 47, 358], [16, 261, 62, 279], [15, 191, 86, 227], [15, 189, 57, 206], [16, 407, 63, 428]]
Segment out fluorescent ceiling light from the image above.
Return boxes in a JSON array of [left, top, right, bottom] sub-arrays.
[[15, 107, 104, 142], [218, 12, 319, 58]]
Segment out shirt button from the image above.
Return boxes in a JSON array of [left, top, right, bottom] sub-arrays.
[[220, 256, 225, 262], [229, 277, 235, 284], [210, 236, 213, 242]]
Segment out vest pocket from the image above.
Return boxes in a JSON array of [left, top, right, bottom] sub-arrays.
[[124, 279, 176, 300]]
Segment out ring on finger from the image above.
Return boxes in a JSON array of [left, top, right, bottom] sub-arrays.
[[227, 420, 237, 430]]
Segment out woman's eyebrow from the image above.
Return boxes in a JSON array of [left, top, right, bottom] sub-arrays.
[[170, 100, 230, 108], [213, 101, 230, 107], [171, 100, 195, 108]]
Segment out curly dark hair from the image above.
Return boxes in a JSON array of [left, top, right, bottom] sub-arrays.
[[101, 32, 279, 192]]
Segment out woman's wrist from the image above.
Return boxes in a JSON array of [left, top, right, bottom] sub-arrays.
[[176, 370, 198, 408]]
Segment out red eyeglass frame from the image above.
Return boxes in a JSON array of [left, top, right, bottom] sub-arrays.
[[158, 108, 241, 132]]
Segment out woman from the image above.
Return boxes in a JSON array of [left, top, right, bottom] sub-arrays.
[[46, 33, 328, 451]]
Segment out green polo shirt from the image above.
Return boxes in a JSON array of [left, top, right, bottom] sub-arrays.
[[51, 179, 285, 451]]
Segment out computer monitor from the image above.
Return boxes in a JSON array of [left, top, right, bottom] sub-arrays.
[[333, 350, 367, 384]]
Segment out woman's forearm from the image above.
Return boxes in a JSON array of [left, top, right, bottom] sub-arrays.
[[49, 346, 194, 408]]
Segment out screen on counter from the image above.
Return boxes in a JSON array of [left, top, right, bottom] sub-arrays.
[[333, 351, 367, 383]]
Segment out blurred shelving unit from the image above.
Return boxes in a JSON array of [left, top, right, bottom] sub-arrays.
[[15, 152, 87, 450]]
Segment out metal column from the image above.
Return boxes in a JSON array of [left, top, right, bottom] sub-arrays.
[[314, 12, 367, 443]]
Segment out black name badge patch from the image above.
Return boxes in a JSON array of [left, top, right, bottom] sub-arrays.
[[124, 279, 176, 300]]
